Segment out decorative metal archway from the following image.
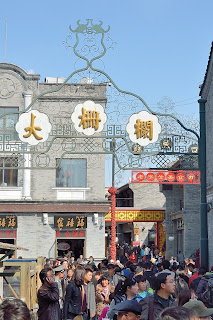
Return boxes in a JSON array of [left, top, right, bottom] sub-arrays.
[[0, 19, 205, 266]]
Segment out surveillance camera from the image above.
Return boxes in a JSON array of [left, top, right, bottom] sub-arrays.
[[108, 82, 112, 86]]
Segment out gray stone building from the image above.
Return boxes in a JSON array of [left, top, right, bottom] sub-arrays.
[[112, 182, 166, 248], [0, 63, 109, 260], [199, 42, 213, 268]]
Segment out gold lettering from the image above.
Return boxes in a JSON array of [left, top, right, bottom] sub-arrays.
[[66, 218, 74, 227], [57, 217, 64, 228], [134, 119, 153, 140], [78, 107, 101, 131], [23, 113, 43, 140]]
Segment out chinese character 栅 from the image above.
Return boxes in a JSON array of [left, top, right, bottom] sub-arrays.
[[134, 119, 153, 140], [78, 107, 101, 131], [23, 113, 43, 140]]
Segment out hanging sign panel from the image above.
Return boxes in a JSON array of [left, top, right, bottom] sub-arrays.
[[131, 170, 200, 184], [54, 215, 87, 229]]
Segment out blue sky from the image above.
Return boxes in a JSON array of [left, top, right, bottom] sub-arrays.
[[0, 0, 212, 186]]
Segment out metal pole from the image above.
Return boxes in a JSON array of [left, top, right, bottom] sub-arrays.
[[198, 98, 208, 269]]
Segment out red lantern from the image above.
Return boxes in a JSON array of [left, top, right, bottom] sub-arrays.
[[136, 172, 145, 181], [166, 172, 175, 182], [146, 172, 155, 181], [187, 173, 196, 182], [156, 172, 165, 182], [176, 173, 185, 182]]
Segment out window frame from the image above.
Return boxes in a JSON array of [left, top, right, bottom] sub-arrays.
[[56, 158, 87, 188]]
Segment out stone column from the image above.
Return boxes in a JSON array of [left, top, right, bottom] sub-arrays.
[[22, 92, 32, 200]]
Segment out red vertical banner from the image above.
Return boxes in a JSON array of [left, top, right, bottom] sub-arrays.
[[108, 186, 117, 263]]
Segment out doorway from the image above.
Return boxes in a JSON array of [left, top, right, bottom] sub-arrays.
[[57, 239, 84, 259]]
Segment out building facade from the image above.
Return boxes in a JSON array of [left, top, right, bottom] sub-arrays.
[[0, 63, 109, 260], [199, 42, 213, 268]]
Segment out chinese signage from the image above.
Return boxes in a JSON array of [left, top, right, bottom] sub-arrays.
[[105, 210, 164, 222], [126, 111, 161, 146], [54, 215, 87, 229], [0, 215, 17, 229], [16, 110, 52, 145], [71, 100, 107, 136], [0, 230, 16, 238], [131, 170, 200, 184], [56, 230, 86, 238]]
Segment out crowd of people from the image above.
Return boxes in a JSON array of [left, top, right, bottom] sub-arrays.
[[0, 245, 211, 320], [34, 246, 213, 320]]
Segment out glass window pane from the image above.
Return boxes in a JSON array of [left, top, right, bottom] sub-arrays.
[[56, 159, 71, 187], [0, 108, 4, 130], [5, 108, 18, 130], [71, 159, 86, 187]]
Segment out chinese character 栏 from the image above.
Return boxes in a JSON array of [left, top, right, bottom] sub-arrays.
[[78, 107, 101, 131], [23, 113, 43, 140], [134, 119, 153, 140]]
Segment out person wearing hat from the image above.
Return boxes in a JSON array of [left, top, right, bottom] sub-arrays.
[[54, 265, 65, 318], [184, 300, 213, 319], [112, 300, 142, 320]]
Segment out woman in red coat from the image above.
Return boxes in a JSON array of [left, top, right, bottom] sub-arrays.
[[129, 252, 137, 264]]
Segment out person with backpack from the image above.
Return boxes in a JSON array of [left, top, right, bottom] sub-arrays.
[[106, 277, 139, 319], [140, 272, 177, 320], [196, 265, 213, 308]]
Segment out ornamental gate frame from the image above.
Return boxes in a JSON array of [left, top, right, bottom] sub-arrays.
[[0, 20, 208, 268]]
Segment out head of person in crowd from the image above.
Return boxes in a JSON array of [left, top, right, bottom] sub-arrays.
[[143, 261, 152, 271], [39, 267, 55, 286], [0, 299, 31, 320], [101, 258, 108, 268], [184, 300, 213, 320], [45, 258, 51, 266], [153, 273, 175, 299], [67, 268, 74, 281], [70, 255, 75, 263], [100, 274, 111, 288], [187, 263, 195, 273], [162, 260, 171, 271], [54, 265, 65, 280], [112, 300, 142, 320], [120, 277, 138, 298], [171, 263, 178, 274], [135, 275, 149, 295], [89, 255, 95, 263], [52, 259, 59, 267], [84, 267, 93, 284], [44, 263, 53, 269], [70, 262, 76, 270], [108, 264, 116, 276], [94, 270, 102, 282], [73, 266, 86, 287], [62, 259, 69, 270], [178, 289, 197, 306], [129, 264, 137, 274], [159, 306, 199, 320]]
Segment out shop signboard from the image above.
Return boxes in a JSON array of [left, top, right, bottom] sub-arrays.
[[54, 215, 87, 230]]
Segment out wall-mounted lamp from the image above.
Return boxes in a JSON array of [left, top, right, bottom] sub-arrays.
[[43, 213, 48, 225], [93, 213, 98, 225]]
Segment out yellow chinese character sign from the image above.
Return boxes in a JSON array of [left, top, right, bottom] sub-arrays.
[[126, 111, 161, 146], [72, 100, 107, 136], [16, 110, 52, 145]]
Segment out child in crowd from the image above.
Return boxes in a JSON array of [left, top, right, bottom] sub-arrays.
[[135, 275, 153, 300]]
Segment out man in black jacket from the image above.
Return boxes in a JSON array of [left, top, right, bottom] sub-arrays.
[[37, 267, 60, 320], [140, 273, 177, 320]]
